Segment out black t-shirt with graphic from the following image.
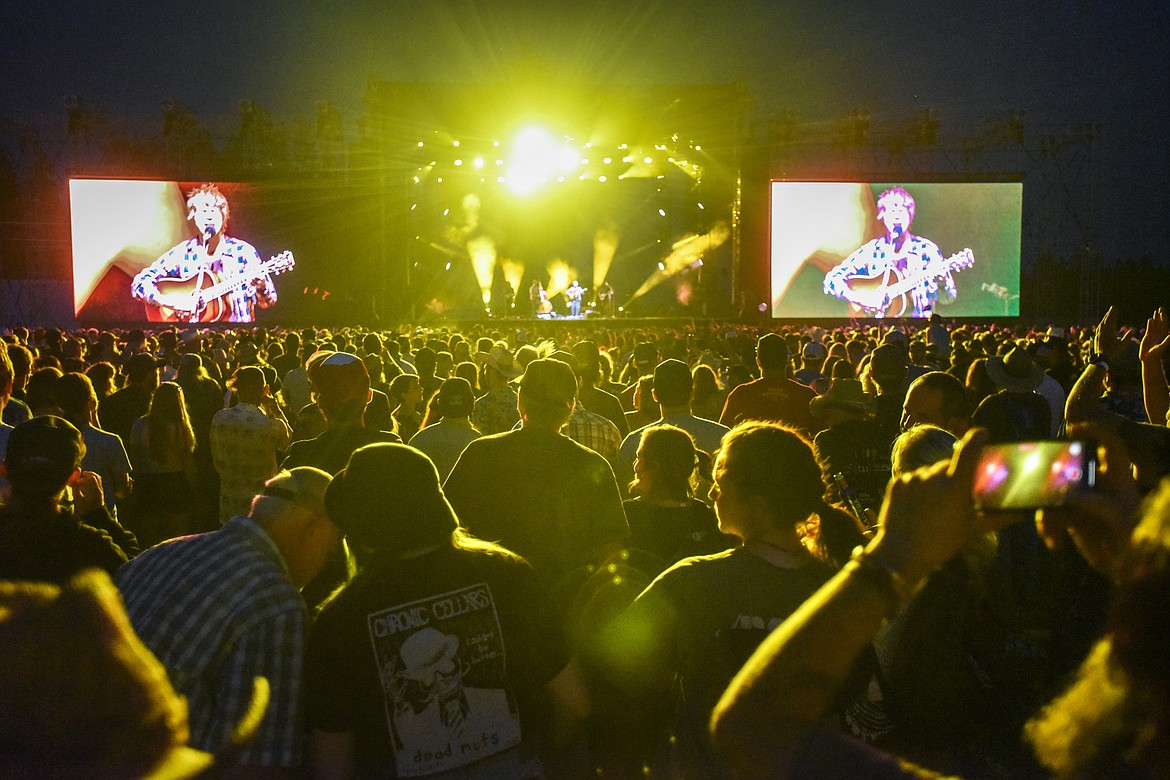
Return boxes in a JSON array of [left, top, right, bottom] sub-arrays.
[[305, 544, 569, 779]]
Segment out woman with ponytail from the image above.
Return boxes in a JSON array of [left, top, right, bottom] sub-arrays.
[[624, 424, 735, 574], [591, 421, 868, 777]]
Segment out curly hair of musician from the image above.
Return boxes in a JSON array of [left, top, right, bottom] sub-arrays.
[[185, 183, 230, 224], [876, 186, 915, 222]]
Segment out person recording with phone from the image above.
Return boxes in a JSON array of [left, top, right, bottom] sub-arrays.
[[712, 424, 1170, 778], [131, 183, 276, 323]]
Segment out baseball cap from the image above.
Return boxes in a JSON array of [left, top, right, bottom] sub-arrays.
[[125, 353, 165, 380], [325, 443, 457, 553], [436, 376, 474, 418], [802, 342, 828, 361], [4, 416, 85, 497], [309, 352, 370, 413]]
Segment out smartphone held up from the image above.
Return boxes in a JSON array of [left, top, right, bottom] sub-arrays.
[[973, 440, 1096, 511]]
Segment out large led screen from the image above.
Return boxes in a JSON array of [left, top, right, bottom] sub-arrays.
[[69, 179, 305, 324], [770, 181, 1022, 319]]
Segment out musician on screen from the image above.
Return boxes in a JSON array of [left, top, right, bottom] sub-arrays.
[[822, 186, 971, 318], [131, 184, 278, 323]]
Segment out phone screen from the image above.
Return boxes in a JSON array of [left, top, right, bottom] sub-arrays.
[[973, 441, 1095, 510]]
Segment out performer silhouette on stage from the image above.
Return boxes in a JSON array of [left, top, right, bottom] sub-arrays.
[[565, 280, 587, 317], [597, 280, 615, 317], [500, 281, 515, 317]]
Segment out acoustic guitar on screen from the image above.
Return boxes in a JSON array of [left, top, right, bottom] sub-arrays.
[[146, 251, 295, 323], [841, 249, 974, 318]]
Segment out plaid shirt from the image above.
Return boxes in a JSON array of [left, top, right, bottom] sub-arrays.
[[472, 385, 520, 435], [563, 406, 622, 466], [131, 236, 277, 322], [116, 516, 306, 767]]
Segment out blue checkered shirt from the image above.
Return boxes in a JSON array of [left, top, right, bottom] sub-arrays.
[[116, 516, 307, 768]]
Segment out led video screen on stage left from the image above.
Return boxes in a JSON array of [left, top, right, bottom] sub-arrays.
[[769, 181, 1022, 319], [69, 179, 295, 324]]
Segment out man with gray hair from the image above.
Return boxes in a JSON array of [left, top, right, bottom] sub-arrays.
[[117, 467, 340, 777], [131, 183, 278, 323]]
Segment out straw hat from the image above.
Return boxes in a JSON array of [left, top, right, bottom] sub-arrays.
[[476, 344, 522, 379]]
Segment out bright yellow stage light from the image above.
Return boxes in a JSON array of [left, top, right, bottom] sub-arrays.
[[468, 236, 497, 305], [546, 259, 576, 297], [505, 126, 579, 196], [501, 258, 525, 291], [626, 222, 731, 303]]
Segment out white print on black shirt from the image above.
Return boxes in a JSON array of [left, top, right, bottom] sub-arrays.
[[367, 583, 521, 777]]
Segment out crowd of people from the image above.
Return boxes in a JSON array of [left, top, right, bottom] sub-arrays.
[[2, 307, 1170, 778]]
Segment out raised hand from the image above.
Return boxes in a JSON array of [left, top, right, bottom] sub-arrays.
[[1139, 307, 1170, 363], [1094, 305, 1134, 363], [1036, 422, 1140, 577]]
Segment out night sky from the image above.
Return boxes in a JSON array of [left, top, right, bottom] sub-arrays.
[[4, 0, 1168, 262]]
